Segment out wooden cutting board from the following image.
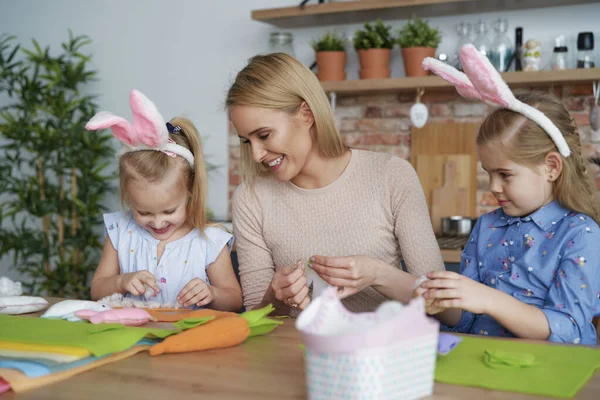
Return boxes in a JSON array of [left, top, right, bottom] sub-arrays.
[[416, 154, 472, 215], [411, 122, 479, 217], [430, 159, 470, 236]]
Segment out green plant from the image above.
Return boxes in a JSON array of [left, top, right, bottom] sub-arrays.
[[311, 31, 348, 52], [397, 18, 441, 48], [353, 19, 395, 51], [0, 31, 114, 299]]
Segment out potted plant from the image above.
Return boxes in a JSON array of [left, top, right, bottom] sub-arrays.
[[0, 32, 114, 298], [311, 31, 348, 82], [353, 19, 395, 79], [397, 17, 441, 77]]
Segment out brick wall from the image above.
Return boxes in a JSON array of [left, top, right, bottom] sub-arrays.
[[228, 85, 598, 219]]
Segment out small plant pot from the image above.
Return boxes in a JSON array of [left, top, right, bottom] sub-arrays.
[[357, 48, 391, 79], [359, 68, 391, 79], [316, 51, 347, 82], [401, 47, 436, 77]]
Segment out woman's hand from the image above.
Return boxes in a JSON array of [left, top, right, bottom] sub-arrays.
[[271, 260, 310, 310], [309, 255, 378, 299]]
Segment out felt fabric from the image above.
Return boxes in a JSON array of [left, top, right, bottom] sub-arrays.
[[0, 340, 156, 377], [0, 345, 150, 393], [149, 305, 281, 355], [435, 336, 600, 398], [0, 314, 175, 357], [0, 340, 90, 357], [0, 350, 83, 363]]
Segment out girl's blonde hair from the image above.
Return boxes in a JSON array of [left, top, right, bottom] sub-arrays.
[[478, 91, 600, 224], [119, 117, 209, 232], [225, 52, 348, 183]]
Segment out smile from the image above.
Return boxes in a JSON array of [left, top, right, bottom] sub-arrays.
[[267, 156, 283, 167]]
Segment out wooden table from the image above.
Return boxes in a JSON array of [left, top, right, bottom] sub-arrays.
[[3, 299, 599, 399]]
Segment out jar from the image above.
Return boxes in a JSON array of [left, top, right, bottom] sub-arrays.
[[473, 20, 492, 59], [490, 19, 514, 72], [453, 22, 472, 71], [551, 35, 569, 70], [269, 32, 295, 57], [577, 32, 595, 68]]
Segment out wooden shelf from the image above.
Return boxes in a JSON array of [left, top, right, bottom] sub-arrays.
[[252, 0, 599, 28], [320, 68, 600, 95]]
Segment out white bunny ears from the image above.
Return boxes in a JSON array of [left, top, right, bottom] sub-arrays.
[[422, 44, 571, 158], [85, 90, 195, 167]]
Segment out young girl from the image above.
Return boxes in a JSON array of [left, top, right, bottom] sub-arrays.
[[414, 45, 600, 345], [86, 89, 242, 311]]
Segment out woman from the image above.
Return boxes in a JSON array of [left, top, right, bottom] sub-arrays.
[[227, 53, 445, 314]]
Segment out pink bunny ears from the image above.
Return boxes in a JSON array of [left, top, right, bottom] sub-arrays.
[[422, 44, 571, 158], [85, 90, 195, 166]]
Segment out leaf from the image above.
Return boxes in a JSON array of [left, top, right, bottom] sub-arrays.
[[174, 316, 216, 330]]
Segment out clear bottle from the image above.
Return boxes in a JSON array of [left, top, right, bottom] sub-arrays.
[[551, 35, 569, 70], [269, 32, 295, 57], [490, 19, 514, 72], [454, 22, 472, 71], [577, 32, 595, 68], [473, 21, 493, 59]]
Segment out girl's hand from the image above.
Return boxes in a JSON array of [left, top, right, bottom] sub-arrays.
[[309, 255, 376, 299], [413, 285, 447, 315], [271, 260, 310, 310], [178, 278, 214, 307], [118, 271, 160, 297], [420, 271, 493, 315]]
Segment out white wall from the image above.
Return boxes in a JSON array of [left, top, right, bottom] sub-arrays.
[[1, 0, 599, 280]]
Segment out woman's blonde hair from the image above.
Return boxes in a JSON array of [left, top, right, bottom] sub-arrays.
[[478, 91, 600, 224], [119, 117, 209, 232], [225, 52, 348, 183]]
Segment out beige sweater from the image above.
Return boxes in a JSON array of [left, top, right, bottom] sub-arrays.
[[232, 149, 445, 312]]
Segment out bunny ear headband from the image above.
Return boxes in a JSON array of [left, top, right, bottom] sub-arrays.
[[422, 44, 571, 158], [85, 89, 195, 167]]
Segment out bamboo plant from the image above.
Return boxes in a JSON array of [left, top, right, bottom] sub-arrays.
[[0, 31, 114, 299]]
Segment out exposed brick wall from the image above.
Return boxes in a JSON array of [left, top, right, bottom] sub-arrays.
[[228, 85, 598, 219]]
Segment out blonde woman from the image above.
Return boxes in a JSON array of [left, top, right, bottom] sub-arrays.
[[227, 53, 444, 314]]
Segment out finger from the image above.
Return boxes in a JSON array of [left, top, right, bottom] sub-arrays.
[[310, 263, 355, 279], [288, 285, 309, 306], [275, 275, 307, 301], [129, 280, 145, 296], [178, 279, 202, 301], [413, 287, 427, 298], [435, 299, 463, 309], [426, 288, 461, 299], [186, 287, 209, 307], [196, 292, 213, 307], [421, 278, 460, 290], [274, 267, 305, 291], [309, 255, 354, 269], [297, 295, 311, 310], [183, 289, 206, 307], [426, 271, 461, 280], [139, 273, 160, 294], [179, 284, 203, 306]]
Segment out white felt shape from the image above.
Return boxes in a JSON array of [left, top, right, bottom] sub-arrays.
[[0, 296, 48, 315], [305, 267, 331, 300], [41, 300, 112, 322], [0, 277, 23, 296]]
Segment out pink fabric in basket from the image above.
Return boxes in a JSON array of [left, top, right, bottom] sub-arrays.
[[296, 288, 439, 354]]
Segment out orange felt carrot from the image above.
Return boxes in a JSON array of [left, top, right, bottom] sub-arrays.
[[146, 308, 238, 322], [149, 317, 250, 356]]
